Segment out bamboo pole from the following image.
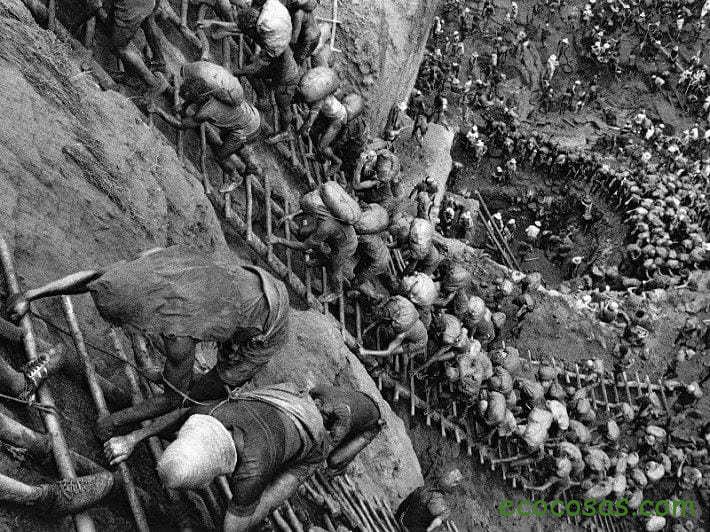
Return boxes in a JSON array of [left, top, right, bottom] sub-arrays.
[[474, 190, 521, 271], [83, 17, 95, 50], [265, 175, 273, 261], [61, 297, 149, 532], [0, 238, 97, 532]]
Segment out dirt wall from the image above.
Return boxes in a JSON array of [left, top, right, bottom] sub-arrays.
[[328, 0, 444, 132]]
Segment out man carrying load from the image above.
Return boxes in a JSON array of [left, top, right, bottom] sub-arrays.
[[299, 69, 366, 176], [405, 217, 442, 275], [271, 182, 359, 302], [282, 0, 322, 66], [350, 233, 392, 303], [8, 246, 290, 440], [352, 145, 403, 215], [103, 383, 383, 531], [355, 295, 428, 367], [89, 0, 168, 96], [150, 61, 263, 191], [198, 0, 298, 143]]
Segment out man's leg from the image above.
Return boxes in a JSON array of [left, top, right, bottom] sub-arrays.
[[223, 467, 316, 532], [0, 471, 115, 513], [0, 357, 25, 397], [113, 30, 166, 91], [317, 119, 345, 172], [274, 83, 296, 136], [0, 473, 43, 505], [140, 14, 166, 72]]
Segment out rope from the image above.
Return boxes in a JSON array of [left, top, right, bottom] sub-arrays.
[[31, 310, 216, 408], [159, 374, 211, 407], [30, 310, 163, 389], [0, 390, 74, 421]]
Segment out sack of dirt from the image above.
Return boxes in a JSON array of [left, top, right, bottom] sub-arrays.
[[408, 218, 435, 260], [380, 295, 420, 333], [402, 273, 438, 307], [299, 66, 340, 103], [300, 189, 330, 218], [158, 414, 237, 488], [442, 262, 472, 293], [441, 314, 463, 345], [342, 93, 365, 120], [257, 0, 292, 57], [388, 211, 414, 246], [354, 203, 389, 234], [181, 61, 244, 106], [319, 181, 362, 224]]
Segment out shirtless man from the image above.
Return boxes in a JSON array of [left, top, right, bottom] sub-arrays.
[[283, 0, 322, 66], [198, 0, 298, 141], [93, 0, 168, 95], [356, 296, 428, 365], [151, 63, 263, 189], [271, 199, 358, 302], [300, 93, 364, 176], [104, 383, 382, 531], [352, 145, 403, 215]]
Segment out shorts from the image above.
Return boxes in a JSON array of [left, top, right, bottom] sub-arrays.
[[109, 0, 156, 49], [275, 82, 298, 110], [312, 114, 346, 152], [217, 270, 290, 386], [216, 119, 264, 162], [294, 38, 319, 65]]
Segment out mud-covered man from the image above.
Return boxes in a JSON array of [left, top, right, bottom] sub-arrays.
[[9, 246, 290, 439], [198, 0, 298, 142], [104, 383, 383, 531], [91, 0, 169, 96]]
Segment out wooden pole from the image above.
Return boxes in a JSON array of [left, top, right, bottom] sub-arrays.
[[0, 238, 97, 532], [61, 297, 149, 532]]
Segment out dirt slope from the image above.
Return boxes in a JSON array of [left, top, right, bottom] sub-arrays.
[[334, 0, 444, 132]]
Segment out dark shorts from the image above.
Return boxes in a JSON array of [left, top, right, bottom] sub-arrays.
[[312, 115, 346, 152], [216, 120, 264, 162], [109, 0, 156, 49], [213, 401, 301, 516], [275, 82, 298, 109], [294, 38, 319, 65]]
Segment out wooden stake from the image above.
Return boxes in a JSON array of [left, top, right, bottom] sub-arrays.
[[62, 297, 148, 532], [0, 239, 97, 532]]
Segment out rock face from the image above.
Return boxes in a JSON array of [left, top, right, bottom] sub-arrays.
[[0, 0, 422, 528], [328, 0, 443, 131], [0, 0, 227, 277]]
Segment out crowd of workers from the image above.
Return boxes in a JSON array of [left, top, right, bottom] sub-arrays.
[[413, 0, 710, 285]]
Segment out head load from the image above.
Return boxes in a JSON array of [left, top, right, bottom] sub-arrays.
[[181, 61, 245, 106], [157, 414, 237, 489]]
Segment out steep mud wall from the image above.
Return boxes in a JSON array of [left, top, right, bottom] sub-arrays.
[[331, 0, 443, 131]]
